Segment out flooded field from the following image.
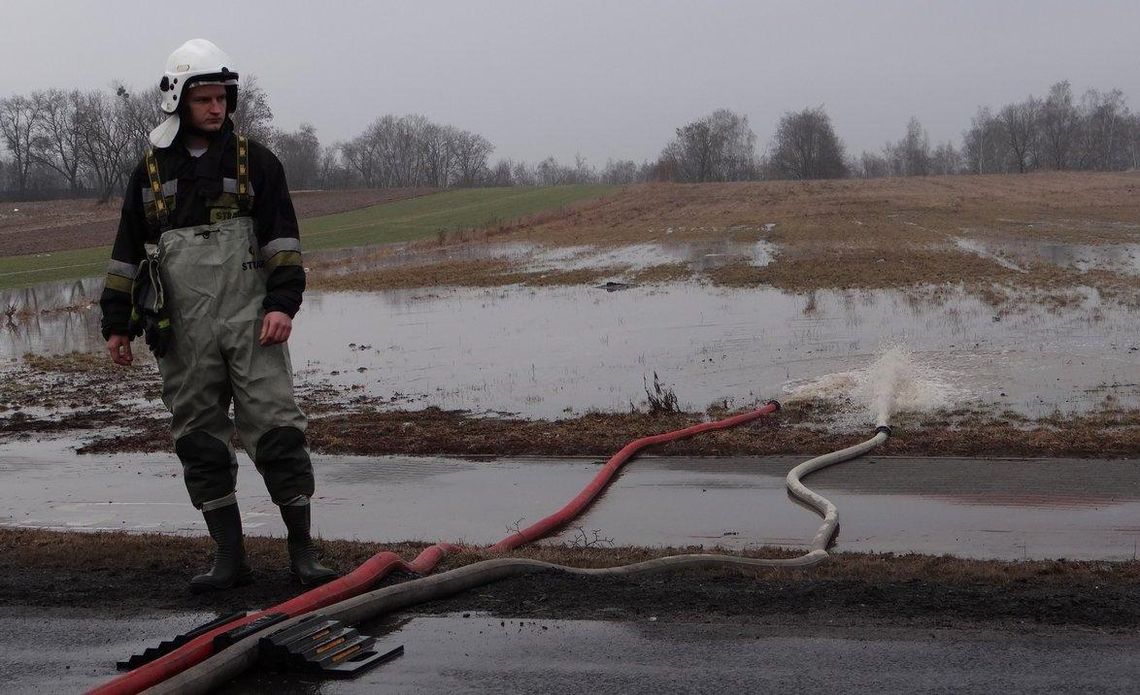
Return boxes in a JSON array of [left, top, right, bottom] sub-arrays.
[[2, 277, 1135, 420]]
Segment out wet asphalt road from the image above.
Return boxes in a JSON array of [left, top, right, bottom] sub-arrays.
[[3, 607, 1138, 694]]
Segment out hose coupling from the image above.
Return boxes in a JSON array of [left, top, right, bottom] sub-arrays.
[[875, 424, 892, 437], [766, 399, 782, 412]]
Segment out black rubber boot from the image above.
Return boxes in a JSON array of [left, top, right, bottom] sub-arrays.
[[280, 503, 339, 587], [189, 503, 253, 593]]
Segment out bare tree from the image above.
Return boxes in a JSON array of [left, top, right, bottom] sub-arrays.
[[488, 158, 513, 186], [511, 160, 536, 186], [962, 107, 1006, 174], [75, 89, 134, 202], [536, 156, 582, 186], [1039, 81, 1080, 170], [1128, 113, 1140, 170], [882, 117, 931, 176], [317, 144, 355, 188], [1078, 88, 1130, 170], [999, 98, 1040, 173], [232, 75, 274, 144], [662, 109, 756, 182], [420, 122, 455, 188], [0, 95, 40, 192], [902, 117, 931, 175], [112, 83, 163, 187], [768, 106, 848, 180], [28, 90, 86, 192], [929, 141, 961, 175], [450, 129, 493, 187], [340, 129, 381, 186], [601, 158, 638, 184], [335, 113, 496, 189], [273, 122, 321, 189], [857, 150, 889, 178]]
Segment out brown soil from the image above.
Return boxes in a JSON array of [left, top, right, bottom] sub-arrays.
[[0, 188, 434, 256], [307, 173, 1140, 309], [3, 528, 1137, 630]]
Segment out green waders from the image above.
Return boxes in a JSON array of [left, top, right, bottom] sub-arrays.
[[156, 215, 311, 505], [154, 215, 335, 589]]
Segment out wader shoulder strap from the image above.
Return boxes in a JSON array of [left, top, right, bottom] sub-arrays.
[[236, 135, 251, 213], [144, 148, 171, 233]]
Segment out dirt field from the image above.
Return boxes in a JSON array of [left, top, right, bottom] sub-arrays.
[[307, 173, 1140, 309], [0, 188, 433, 256], [4, 527, 1138, 630]]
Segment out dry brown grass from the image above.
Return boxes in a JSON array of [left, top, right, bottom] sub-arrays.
[[21, 351, 115, 374], [306, 173, 1140, 307], [629, 263, 694, 284]]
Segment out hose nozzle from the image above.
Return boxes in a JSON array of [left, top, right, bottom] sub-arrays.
[[766, 399, 782, 412], [875, 424, 892, 437]]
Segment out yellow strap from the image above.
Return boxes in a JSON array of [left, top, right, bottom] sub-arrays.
[[236, 135, 250, 209], [144, 148, 170, 231]]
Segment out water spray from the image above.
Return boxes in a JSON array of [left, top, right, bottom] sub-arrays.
[[784, 343, 962, 428]]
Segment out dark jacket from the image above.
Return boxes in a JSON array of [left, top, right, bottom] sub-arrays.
[[99, 120, 305, 339]]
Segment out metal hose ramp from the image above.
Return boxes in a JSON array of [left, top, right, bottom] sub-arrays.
[[90, 402, 782, 695], [145, 425, 891, 694]]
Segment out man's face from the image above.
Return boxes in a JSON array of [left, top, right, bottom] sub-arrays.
[[186, 84, 227, 133]]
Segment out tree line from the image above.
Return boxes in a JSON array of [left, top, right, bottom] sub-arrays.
[[3, 79, 1139, 200]]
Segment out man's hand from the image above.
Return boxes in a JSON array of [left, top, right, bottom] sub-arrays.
[[259, 311, 292, 346], [107, 334, 134, 366]]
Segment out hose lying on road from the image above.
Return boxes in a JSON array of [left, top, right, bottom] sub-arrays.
[[145, 425, 892, 695], [91, 402, 783, 695]]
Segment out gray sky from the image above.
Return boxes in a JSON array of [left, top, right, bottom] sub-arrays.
[[3, 0, 1138, 165]]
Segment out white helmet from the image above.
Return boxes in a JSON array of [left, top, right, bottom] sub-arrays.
[[148, 39, 239, 147]]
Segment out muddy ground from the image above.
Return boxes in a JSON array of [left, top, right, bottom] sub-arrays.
[[0, 188, 433, 256], [2, 353, 1138, 458], [4, 528, 1138, 632]]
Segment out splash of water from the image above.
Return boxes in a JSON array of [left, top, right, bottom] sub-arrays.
[[783, 344, 963, 426]]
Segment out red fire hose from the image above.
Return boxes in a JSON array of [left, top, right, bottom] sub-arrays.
[[88, 401, 779, 695]]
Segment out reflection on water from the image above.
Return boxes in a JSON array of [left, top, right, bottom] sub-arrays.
[[955, 235, 1140, 275], [3, 272, 1137, 419], [2, 444, 1138, 561], [310, 239, 775, 278], [0, 277, 104, 357], [523, 240, 774, 273]]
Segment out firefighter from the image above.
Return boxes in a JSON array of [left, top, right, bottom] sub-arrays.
[[100, 38, 337, 591]]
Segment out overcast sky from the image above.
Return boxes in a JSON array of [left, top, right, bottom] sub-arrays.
[[3, 1, 1138, 165]]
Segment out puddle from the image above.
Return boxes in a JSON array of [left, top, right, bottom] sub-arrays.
[[273, 284, 1138, 418], [955, 235, 1140, 275], [3, 271, 1138, 419], [310, 239, 774, 278], [522, 240, 774, 273], [3, 441, 1138, 560], [952, 237, 1027, 272]]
